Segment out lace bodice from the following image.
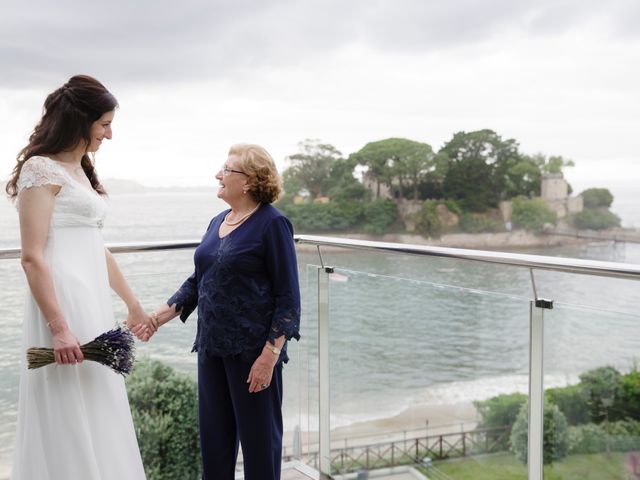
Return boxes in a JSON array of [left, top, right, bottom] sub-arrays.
[[16, 156, 107, 229], [168, 205, 301, 363]]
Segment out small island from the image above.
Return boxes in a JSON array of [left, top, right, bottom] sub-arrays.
[[275, 130, 631, 249]]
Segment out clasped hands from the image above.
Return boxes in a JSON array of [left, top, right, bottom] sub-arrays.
[[124, 302, 164, 342]]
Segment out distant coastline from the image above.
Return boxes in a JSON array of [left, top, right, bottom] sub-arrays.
[[101, 178, 213, 194], [295, 227, 640, 251], [294, 230, 590, 251], [0, 179, 213, 195]]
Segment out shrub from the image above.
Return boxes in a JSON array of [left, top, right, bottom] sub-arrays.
[[279, 202, 363, 232], [459, 212, 505, 233], [571, 209, 621, 230], [511, 197, 557, 232], [579, 366, 622, 423], [126, 359, 200, 480], [363, 199, 398, 234], [580, 188, 614, 209], [510, 400, 569, 465], [615, 369, 640, 420], [332, 202, 366, 230], [474, 393, 527, 450], [412, 200, 444, 237], [568, 420, 640, 455], [545, 384, 590, 425], [442, 199, 463, 216]]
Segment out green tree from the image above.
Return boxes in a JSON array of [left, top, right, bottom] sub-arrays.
[[474, 392, 527, 450], [327, 157, 368, 202], [284, 139, 342, 200], [546, 384, 590, 425], [580, 187, 614, 209], [280, 168, 305, 204], [580, 366, 622, 424], [616, 369, 640, 420], [579, 366, 624, 456], [351, 138, 435, 200], [510, 400, 569, 465], [440, 129, 523, 211], [503, 155, 542, 199], [536, 154, 575, 174]]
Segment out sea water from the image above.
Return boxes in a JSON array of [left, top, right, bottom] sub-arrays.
[[1, 188, 639, 474]]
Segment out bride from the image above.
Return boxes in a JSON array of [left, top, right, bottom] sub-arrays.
[[6, 75, 148, 479]]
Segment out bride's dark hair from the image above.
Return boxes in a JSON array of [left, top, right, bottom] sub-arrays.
[[6, 75, 118, 198]]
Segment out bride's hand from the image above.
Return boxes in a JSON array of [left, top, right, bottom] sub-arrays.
[[129, 304, 177, 342], [125, 301, 149, 328], [52, 327, 84, 365]]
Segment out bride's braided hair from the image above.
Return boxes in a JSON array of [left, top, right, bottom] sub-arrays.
[[6, 75, 118, 198]]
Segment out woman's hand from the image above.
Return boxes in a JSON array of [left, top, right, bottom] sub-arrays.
[[129, 322, 154, 342], [247, 349, 279, 393], [129, 303, 180, 342], [52, 326, 84, 365]]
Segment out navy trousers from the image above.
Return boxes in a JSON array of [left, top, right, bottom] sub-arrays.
[[198, 352, 283, 480]]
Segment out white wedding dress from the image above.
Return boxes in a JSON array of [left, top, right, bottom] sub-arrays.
[[11, 156, 146, 479]]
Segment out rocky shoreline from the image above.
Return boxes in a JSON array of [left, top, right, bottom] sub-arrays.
[[295, 229, 598, 252]]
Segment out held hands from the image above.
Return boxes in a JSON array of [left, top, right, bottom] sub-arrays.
[[124, 301, 156, 342], [126, 303, 177, 342]]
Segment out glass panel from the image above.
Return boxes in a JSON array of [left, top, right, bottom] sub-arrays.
[[0, 258, 23, 480], [294, 263, 321, 468], [322, 258, 532, 477], [0, 249, 311, 477], [543, 297, 640, 479], [281, 262, 315, 464], [115, 250, 310, 472]]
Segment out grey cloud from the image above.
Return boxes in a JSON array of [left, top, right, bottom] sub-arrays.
[[0, 0, 636, 89]]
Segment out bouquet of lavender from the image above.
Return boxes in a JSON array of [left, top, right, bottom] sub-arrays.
[[27, 326, 136, 376]]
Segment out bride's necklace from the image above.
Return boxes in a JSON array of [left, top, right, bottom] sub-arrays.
[[224, 203, 261, 226]]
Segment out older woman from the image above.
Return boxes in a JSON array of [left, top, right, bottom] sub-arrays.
[[146, 144, 300, 480]]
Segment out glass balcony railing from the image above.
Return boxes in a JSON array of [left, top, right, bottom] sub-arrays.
[[1, 236, 639, 480], [0, 247, 312, 480]]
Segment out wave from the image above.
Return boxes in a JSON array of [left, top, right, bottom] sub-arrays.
[[283, 372, 582, 432]]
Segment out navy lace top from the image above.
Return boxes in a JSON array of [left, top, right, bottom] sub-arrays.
[[167, 204, 301, 363]]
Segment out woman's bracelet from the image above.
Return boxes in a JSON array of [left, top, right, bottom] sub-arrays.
[[264, 344, 281, 355]]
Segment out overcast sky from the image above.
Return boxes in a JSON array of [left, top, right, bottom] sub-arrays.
[[1, 0, 639, 188]]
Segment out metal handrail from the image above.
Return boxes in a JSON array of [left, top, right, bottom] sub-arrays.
[[0, 240, 202, 260], [295, 234, 640, 280], [2, 234, 639, 280]]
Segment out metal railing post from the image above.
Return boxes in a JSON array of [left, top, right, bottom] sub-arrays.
[[528, 299, 551, 480], [318, 266, 333, 477]]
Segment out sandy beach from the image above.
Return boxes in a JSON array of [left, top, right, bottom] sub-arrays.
[[285, 400, 480, 458], [333, 401, 478, 441]]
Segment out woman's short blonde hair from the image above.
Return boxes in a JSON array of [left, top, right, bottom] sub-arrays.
[[229, 143, 283, 204]]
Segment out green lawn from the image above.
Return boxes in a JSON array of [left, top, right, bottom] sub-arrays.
[[424, 452, 637, 480]]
